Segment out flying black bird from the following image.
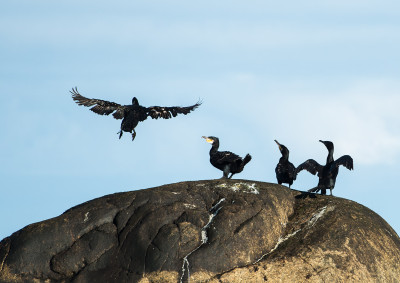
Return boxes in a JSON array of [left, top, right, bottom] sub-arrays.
[[274, 140, 296, 188], [70, 87, 201, 140], [296, 140, 353, 195], [202, 136, 252, 179]]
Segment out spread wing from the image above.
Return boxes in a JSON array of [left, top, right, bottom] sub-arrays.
[[145, 100, 202, 119], [334, 155, 354, 170], [70, 87, 126, 119], [296, 159, 323, 176]]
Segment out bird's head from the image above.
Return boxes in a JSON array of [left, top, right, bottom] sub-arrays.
[[319, 140, 334, 151], [202, 136, 219, 145], [132, 97, 139, 106], [275, 140, 289, 156]]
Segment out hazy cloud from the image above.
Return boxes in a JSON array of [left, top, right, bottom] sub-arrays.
[[245, 79, 400, 165]]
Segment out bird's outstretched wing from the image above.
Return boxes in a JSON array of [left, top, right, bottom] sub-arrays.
[[145, 100, 202, 120], [334, 155, 354, 170], [296, 159, 323, 176], [70, 87, 126, 119]]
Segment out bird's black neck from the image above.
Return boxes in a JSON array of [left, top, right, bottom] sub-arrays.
[[281, 150, 289, 161], [210, 141, 220, 155], [326, 150, 334, 164], [280, 156, 289, 163]]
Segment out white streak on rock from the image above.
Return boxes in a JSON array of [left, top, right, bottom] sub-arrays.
[[180, 198, 225, 283], [216, 182, 259, 194], [184, 203, 197, 209], [386, 229, 393, 237], [307, 206, 328, 228], [84, 212, 89, 223], [253, 205, 333, 264], [216, 183, 228, 188], [180, 257, 191, 283], [201, 198, 225, 244], [253, 229, 301, 264]]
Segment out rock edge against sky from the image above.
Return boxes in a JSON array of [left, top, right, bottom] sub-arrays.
[[1, 180, 399, 282]]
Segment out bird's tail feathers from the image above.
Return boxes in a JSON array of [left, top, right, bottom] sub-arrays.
[[235, 154, 252, 174], [242, 154, 252, 167]]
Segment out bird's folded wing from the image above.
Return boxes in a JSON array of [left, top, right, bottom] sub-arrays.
[[70, 87, 125, 118], [275, 163, 287, 174], [277, 162, 296, 174], [215, 151, 241, 164], [288, 162, 297, 180], [295, 159, 323, 176], [146, 100, 202, 119], [334, 155, 354, 170]]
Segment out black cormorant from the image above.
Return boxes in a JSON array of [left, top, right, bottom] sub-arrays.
[[296, 140, 353, 195], [71, 87, 201, 140], [274, 140, 296, 188], [202, 136, 252, 179]]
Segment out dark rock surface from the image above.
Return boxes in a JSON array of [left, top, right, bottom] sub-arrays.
[[0, 180, 399, 282]]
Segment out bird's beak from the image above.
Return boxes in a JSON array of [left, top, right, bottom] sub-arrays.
[[319, 140, 324, 144], [274, 140, 282, 151], [202, 136, 214, 144]]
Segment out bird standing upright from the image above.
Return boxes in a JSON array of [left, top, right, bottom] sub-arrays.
[[70, 87, 201, 140], [274, 140, 296, 188], [202, 136, 252, 179], [296, 140, 353, 195]]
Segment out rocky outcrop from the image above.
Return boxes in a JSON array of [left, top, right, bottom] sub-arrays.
[[0, 180, 399, 282]]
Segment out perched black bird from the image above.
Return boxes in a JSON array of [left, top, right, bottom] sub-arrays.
[[70, 87, 201, 140], [202, 136, 252, 179], [274, 140, 296, 188], [296, 140, 353, 195]]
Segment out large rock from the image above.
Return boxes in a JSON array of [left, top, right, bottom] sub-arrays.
[[0, 180, 399, 282]]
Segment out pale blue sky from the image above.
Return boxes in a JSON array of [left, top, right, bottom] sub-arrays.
[[1, 0, 400, 240]]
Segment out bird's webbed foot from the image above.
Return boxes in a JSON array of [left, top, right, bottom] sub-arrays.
[[118, 130, 123, 139], [131, 130, 136, 141]]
